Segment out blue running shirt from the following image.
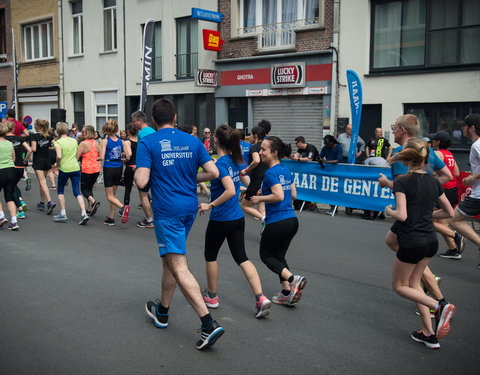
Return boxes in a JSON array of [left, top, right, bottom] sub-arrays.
[[391, 145, 445, 177], [104, 137, 123, 168], [209, 155, 244, 222], [240, 140, 251, 168], [138, 126, 156, 141], [261, 164, 296, 224], [136, 128, 211, 219]]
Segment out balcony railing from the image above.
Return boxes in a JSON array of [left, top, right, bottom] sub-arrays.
[[176, 52, 198, 80]]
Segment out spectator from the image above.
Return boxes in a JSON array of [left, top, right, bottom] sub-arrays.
[[202, 128, 216, 155], [292, 136, 319, 162], [320, 135, 343, 215], [69, 124, 82, 140], [366, 127, 392, 160], [120, 130, 128, 141], [337, 124, 365, 163]]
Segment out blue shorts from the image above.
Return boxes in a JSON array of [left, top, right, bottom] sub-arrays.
[[154, 214, 196, 257]]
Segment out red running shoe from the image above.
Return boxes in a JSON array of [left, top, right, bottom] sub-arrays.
[[121, 205, 130, 224]]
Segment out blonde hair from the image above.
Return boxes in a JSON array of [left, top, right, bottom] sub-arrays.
[[102, 119, 118, 136], [34, 119, 50, 136], [395, 114, 420, 137], [3, 120, 15, 133], [389, 138, 428, 171], [56, 122, 68, 136], [82, 125, 95, 139], [0, 123, 9, 137]]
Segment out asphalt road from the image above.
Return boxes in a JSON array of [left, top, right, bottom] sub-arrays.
[[1, 181, 479, 375]]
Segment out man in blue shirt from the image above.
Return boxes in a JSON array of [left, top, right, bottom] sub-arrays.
[[135, 99, 224, 350]]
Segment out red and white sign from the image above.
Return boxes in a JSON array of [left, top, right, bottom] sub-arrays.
[[246, 87, 329, 97], [203, 29, 224, 51], [271, 62, 305, 88], [196, 69, 218, 87]]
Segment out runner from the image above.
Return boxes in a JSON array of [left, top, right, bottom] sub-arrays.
[[131, 111, 154, 228], [198, 124, 272, 319], [122, 124, 138, 214], [0, 122, 19, 230], [31, 119, 56, 215], [241, 126, 268, 229], [136, 98, 224, 350], [385, 138, 456, 349], [52, 122, 89, 225], [5, 121, 31, 219], [77, 125, 101, 216], [250, 136, 307, 307], [99, 120, 131, 226]]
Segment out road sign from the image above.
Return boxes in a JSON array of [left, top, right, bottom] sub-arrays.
[[192, 8, 224, 23], [0, 102, 8, 118]]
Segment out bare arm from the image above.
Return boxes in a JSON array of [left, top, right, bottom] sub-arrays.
[[435, 165, 453, 185], [76, 141, 86, 160], [21, 141, 32, 162], [198, 176, 235, 214], [197, 160, 219, 183], [55, 144, 62, 164], [123, 140, 132, 161], [31, 141, 37, 153], [134, 167, 150, 189], [433, 193, 454, 219], [99, 139, 107, 161], [385, 192, 407, 222], [250, 183, 284, 205], [378, 173, 394, 189], [241, 152, 260, 175]]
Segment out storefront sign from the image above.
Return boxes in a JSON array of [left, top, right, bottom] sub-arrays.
[[192, 8, 224, 23], [271, 63, 305, 88], [196, 69, 218, 87], [246, 87, 329, 97], [202, 29, 224, 51]]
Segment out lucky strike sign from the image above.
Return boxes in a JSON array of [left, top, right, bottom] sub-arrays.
[[271, 62, 305, 88], [196, 69, 218, 87]]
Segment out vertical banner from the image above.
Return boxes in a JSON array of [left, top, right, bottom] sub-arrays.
[[346, 70, 363, 164], [11, 28, 18, 110], [139, 20, 155, 112]]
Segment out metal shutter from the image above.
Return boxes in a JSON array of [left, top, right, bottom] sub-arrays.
[[253, 96, 323, 150]]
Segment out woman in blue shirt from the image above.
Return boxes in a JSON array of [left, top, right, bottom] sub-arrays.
[[198, 125, 272, 319], [250, 136, 307, 307]]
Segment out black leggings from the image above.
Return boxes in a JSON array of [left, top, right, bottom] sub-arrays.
[[13, 168, 24, 207], [204, 218, 249, 265], [81, 172, 99, 200], [0, 167, 16, 202], [123, 166, 135, 205], [259, 217, 299, 282]]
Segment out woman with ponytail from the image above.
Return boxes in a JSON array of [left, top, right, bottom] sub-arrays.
[[0, 122, 19, 230], [385, 138, 456, 349], [198, 124, 272, 319], [250, 136, 307, 307]]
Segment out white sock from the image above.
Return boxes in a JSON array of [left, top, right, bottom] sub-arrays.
[[81, 210, 86, 216], [0, 211, 4, 220], [11, 216, 17, 224], [146, 217, 153, 222], [61, 210, 66, 216]]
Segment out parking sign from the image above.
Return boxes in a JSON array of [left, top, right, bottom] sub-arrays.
[[0, 102, 8, 118]]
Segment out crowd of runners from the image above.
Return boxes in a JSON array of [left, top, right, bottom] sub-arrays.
[[1, 103, 479, 350]]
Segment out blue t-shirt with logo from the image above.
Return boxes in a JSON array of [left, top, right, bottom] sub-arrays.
[[391, 145, 445, 177], [138, 126, 156, 141], [209, 155, 244, 222], [240, 140, 251, 168], [136, 127, 211, 219], [261, 164, 296, 224]]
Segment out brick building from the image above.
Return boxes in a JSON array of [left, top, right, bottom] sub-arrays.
[[215, 0, 334, 148], [0, 0, 14, 113]]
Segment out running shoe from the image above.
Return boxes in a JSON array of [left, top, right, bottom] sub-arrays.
[[203, 291, 219, 309], [20, 201, 28, 211], [46, 202, 56, 215], [0, 218, 8, 227], [439, 249, 461, 259], [271, 292, 294, 306], [435, 300, 456, 339], [454, 232, 466, 254], [37, 202, 45, 211], [25, 178, 32, 191], [90, 201, 101, 217], [104, 217, 115, 226], [137, 219, 154, 228], [121, 205, 130, 224], [78, 214, 89, 225], [411, 330, 440, 349], [53, 214, 68, 223], [196, 320, 224, 350], [325, 210, 334, 215], [17, 211, 26, 219], [255, 295, 272, 319], [8, 221, 19, 230], [288, 275, 307, 305], [145, 299, 169, 328]]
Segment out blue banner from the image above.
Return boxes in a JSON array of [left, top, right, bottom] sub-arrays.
[[281, 160, 395, 211], [346, 70, 363, 164]]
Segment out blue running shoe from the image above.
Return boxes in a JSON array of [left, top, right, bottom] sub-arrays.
[[196, 320, 224, 350]]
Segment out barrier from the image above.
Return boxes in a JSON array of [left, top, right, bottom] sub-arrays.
[[280, 160, 395, 211]]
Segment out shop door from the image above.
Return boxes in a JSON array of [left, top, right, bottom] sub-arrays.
[[228, 98, 248, 134], [253, 96, 323, 149]]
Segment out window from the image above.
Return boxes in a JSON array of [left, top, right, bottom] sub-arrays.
[[72, 1, 83, 55], [95, 91, 118, 129], [239, 0, 320, 32], [73, 92, 85, 125], [0, 9, 6, 57], [176, 17, 197, 80], [23, 20, 54, 61], [153, 22, 162, 80], [0, 86, 7, 102], [103, 0, 117, 52], [371, 0, 480, 71]]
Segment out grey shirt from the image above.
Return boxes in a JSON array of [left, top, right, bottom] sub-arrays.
[[337, 133, 365, 158]]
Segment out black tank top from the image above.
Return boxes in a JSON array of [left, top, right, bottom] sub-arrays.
[[126, 140, 137, 166]]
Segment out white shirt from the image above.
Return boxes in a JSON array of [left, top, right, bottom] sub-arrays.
[[469, 138, 480, 198]]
